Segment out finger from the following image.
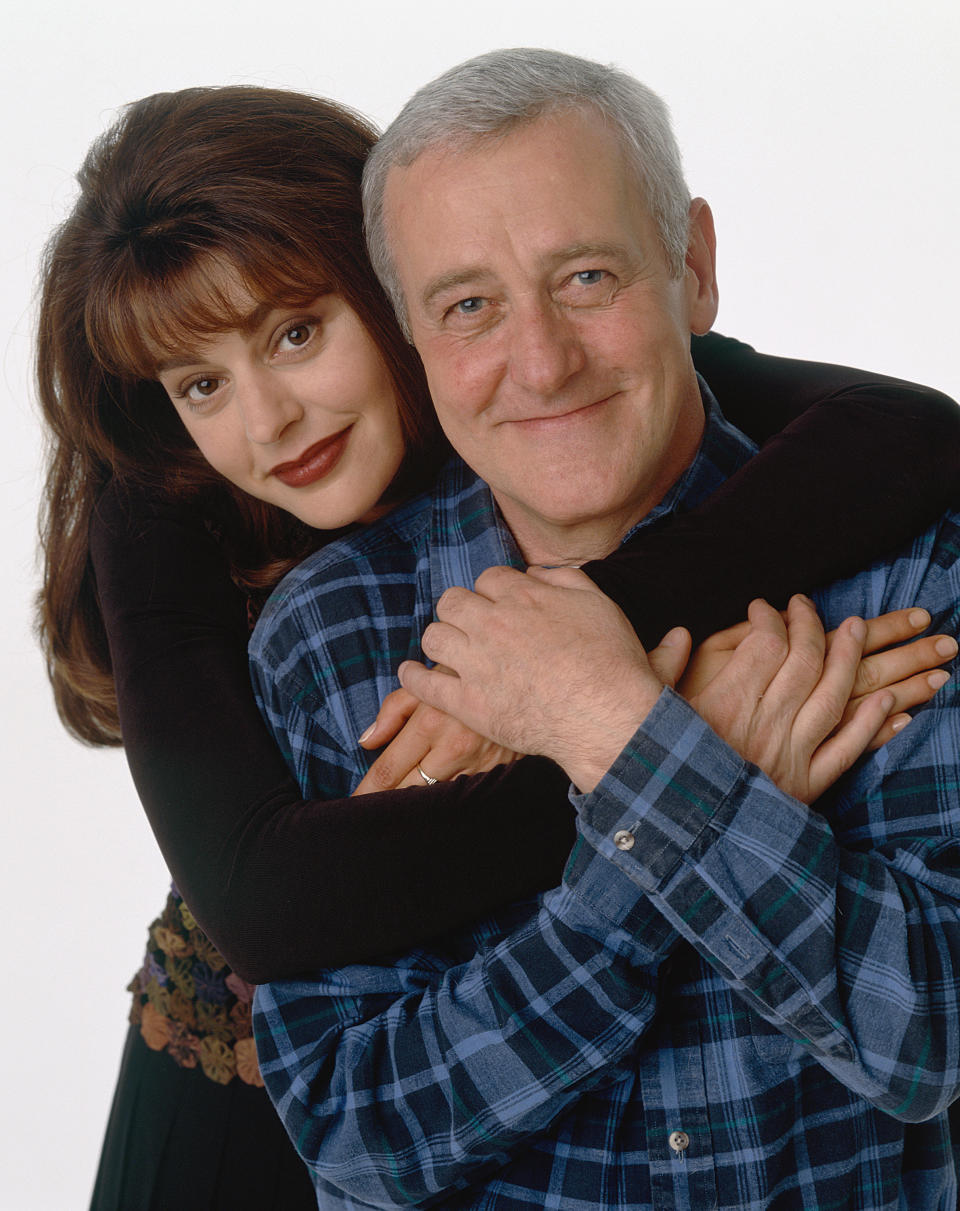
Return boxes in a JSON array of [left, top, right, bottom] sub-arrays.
[[472, 564, 532, 600], [646, 627, 692, 688], [725, 598, 792, 702], [398, 660, 461, 716], [769, 594, 827, 700], [850, 633, 957, 697], [358, 686, 420, 749], [831, 607, 931, 656], [435, 584, 482, 621], [868, 713, 912, 749], [791, 614, 865, 748], [846, 668, 951, 744], [420, 619, 470, 669], [354, 718, 435, 794], [807, 689, 893, 802], [697, 617, 753, 655]]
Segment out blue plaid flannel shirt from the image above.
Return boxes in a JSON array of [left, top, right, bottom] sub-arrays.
[[250, 398, 960, 1210]]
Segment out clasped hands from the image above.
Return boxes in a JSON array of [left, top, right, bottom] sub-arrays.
[[355, 566, 955, 802]]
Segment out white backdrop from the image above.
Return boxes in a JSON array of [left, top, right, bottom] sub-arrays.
[[3, 1, 957, 1206]]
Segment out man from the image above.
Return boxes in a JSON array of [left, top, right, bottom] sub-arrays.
[[250, 49, 960, 1209]]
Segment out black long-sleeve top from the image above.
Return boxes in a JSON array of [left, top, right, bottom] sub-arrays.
[[90, 334, 960, 982]]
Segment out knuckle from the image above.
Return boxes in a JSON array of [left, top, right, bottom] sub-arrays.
[[414, 704, 447, 737], [856, 657, 881, 693], [364, 760, 396, 791], [749, 630, 790, 667]]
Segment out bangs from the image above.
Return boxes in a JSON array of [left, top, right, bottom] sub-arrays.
[[86, 245, 335, 382]]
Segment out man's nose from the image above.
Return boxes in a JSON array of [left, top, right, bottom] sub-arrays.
[[240, 373, 304, 445], [507, 303, 586, 395]]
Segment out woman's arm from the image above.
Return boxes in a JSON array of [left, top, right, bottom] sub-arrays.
[[584, 333, 960, 646], [94, 336, 959, 982], [91, 483, 575, 984]]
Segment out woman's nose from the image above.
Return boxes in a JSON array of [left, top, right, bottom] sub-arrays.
[[240, 374, 304, 445]]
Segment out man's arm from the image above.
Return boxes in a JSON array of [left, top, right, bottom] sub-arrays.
[[402, 515, 960, 1122]]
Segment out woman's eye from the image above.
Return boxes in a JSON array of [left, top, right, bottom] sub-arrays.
[[184, 377, 221, 403], [277, 322, 315, 351]]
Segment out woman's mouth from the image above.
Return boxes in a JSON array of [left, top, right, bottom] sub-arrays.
[[270, 426, 353, 488]]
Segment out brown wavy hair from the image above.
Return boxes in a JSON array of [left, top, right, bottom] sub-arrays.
[[36, 86, 443, 745]]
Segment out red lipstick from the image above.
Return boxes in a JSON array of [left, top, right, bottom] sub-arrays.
[[270, 426, 353, 488]]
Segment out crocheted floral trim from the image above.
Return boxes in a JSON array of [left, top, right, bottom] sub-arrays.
[[128, 891, 263, 1087]]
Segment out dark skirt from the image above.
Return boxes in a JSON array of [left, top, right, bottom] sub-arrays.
[[90, 1024, 317, 1210]]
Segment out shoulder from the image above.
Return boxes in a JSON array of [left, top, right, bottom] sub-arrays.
[[816, 509, 960, 632], [252, 488, 435, 647]]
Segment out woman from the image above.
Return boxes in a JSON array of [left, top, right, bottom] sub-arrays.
[[35, 86, 959, 1209]]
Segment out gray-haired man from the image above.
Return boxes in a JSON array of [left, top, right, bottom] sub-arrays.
[[252, 49, 960, 1210]]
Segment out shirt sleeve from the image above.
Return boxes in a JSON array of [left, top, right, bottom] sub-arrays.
[[576, 514, 960, 1123], [586, 334, 960, 647]]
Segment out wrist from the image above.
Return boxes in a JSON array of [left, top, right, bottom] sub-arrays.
[[556, 677, 663, 792]]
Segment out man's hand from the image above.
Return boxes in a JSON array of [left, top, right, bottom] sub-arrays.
[[398, 565, 664, 791], [678, 605, 954, 749], [682, 595, 927, 803]]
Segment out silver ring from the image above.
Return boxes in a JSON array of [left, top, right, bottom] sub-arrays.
[[417, 764, 438, 786]]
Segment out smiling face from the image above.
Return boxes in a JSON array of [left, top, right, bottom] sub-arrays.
[[156, 288, 406, 530], [383, 108, 719, 563]]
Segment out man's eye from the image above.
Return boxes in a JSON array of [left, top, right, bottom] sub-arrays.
[[574, 270, 606, 286], [453, 297, 486, 316]]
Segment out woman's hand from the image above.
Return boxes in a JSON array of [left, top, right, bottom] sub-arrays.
[[353, 672, 520, 795], [674, 604, 954, 747], [655, 596, 954, 803]]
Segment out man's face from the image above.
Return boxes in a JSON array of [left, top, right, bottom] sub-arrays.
[[383, 107, 719, 562]]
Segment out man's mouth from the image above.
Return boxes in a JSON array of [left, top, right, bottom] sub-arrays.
[[509, 396, 614, 428], [270, 426, 354, 487]]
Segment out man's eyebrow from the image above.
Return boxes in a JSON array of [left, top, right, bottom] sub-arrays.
[[546, 241, 634, 267], [421, 268, 492, 313]]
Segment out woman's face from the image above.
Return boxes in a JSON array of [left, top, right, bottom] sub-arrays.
[[157, 290, 406, 529]]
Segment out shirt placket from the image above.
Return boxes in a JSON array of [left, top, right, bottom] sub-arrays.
[[640, 960, 718, 1211]]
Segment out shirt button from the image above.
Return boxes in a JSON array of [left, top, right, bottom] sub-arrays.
[[613, 830, 635, 851], [668, 1130, 690, 1156]]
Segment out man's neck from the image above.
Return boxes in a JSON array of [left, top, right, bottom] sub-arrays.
[[502, 511, 636, 567]]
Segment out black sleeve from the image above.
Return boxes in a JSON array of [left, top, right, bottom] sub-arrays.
[[584, 332, 960, 647], [91, 484, 575, 983], [94, 337, 959, 983]]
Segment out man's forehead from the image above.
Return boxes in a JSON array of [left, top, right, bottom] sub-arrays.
[[383, 112, 651, 293]]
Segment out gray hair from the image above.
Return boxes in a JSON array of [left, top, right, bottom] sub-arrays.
[[363, 47, 692, 334]]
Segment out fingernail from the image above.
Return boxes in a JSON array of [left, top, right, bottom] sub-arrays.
[[934, 637, 958, 658], [928, 670, 951, 690], [880, 691, 895, 712], [796, 593, 815, 606], [358, 724, 375, 744], [850, 617, 866, 643], [662, 626, 686, 646], [891, 715, 911, 732], [909, 609, 930, 629]]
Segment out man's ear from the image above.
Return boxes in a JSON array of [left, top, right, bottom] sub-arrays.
[[685, 198, 719, 335]]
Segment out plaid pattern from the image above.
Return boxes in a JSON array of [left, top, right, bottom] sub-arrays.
[[250, 398, 960, 1209]]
